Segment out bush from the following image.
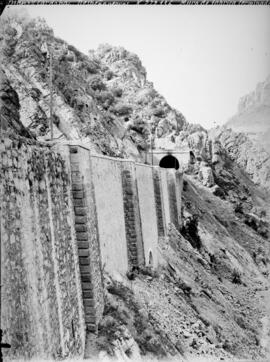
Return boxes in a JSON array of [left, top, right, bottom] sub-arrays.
[[105, 70, 114, 80], [113, 103, 132, 116], [152, 107, 165, 118], [129, 119, 147, 134], [180, 214, 202, 250], [96, 91, 115, 110], [112, 87, 123, 97], [88, 75, 106, 91], [232, 269, 242, 284], [183, 180, 188, 191], [244, 213, 269, 239]]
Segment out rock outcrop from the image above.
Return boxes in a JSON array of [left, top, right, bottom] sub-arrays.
[[238, 75, 270, 113], [0, 11, 194, 160], [0, 68, 33, 138], [226, 75, 270, 153], [1, 10, 269, 196], [210, 126, 270, 192]]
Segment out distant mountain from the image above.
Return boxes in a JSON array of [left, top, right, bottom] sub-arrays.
[[225, 75, 270, 153]]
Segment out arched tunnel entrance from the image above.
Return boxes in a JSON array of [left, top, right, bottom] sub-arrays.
[[159, 155, 179, 170]]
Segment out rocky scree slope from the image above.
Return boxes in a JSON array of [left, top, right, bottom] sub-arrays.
[[84, 172, 270, 361]]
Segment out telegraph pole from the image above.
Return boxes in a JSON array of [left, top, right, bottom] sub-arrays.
[[150, 134, 153, 166], [49, 47, 53, 140]]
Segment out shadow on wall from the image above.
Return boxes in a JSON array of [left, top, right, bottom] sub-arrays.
[[148, 250, 153, 267]]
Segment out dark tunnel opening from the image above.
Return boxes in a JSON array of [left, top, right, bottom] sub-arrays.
[[159, 155, 179, 170]]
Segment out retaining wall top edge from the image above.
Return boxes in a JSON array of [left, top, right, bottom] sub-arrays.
[[143, 150, 191, 155], [134, 162, 155, 169], [90, 153, 135, 163], [52, 142, 185, 172]]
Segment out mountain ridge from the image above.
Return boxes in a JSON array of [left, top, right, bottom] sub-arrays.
[[225, 75, 270, 153]]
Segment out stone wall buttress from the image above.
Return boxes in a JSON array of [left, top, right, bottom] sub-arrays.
[[121, 162, 145, 269], [69, 146, 104, 332]]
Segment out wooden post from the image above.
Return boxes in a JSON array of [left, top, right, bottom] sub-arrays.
[[49, 48, 53, 140], [151, 134, 153, 166]]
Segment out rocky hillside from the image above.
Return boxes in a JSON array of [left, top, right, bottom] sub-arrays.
[[0, 68, 33, 138], [4, 9, 269, 196], [0, 10, 202, 161], [84, 170, 270, 362], [209, 127, 270, 193], [226, 75, 270, 153]]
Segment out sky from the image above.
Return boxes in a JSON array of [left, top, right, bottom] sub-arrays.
[[5, 5, 270, 129]]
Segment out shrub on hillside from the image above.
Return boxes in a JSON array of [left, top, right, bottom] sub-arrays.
[[180, 214, 202, 250], [151, 106, 166, 118], [105, 70, 114, 80], [111, 87, 123, 97], [129, 119, 147, 135], [244, 213, 269, 239], [96, 91, 115, 110], [88, 74, 106, 91], [231, 268, 242, 284], [112, 103, 132, 116]]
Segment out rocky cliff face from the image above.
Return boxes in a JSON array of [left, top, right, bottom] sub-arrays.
[[0, 68, 32, 138], [226, 75, 270, 153], [209, 127, 270, 192], [238, 76, 270, 114], [1, 10, 269, 195], [0, 10, 200, 161]]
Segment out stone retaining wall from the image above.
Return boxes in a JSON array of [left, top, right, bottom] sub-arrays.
[[1, 137, 183, 359], [0, 134, 85, 360]]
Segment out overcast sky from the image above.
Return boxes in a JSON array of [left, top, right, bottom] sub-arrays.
[[6, 5, 270, 129]]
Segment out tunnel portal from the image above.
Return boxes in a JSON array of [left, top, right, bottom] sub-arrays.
[[159, 155, 180, 170]]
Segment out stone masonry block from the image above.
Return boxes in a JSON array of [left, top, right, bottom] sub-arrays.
[[82, 282, 93, 290], [86, 324, 96, 332], [80, 265, 91, 274], [81, 274, 91, 282], [85, 315, 96, 324], [83, 290, 94, 299], [78, 249, 90, 257], [84, 299, 95, 308], [72, 183, 83, 191], [79, 256, 90, 265], [75, 207, 87, 216], [73, 191, 84, 199], [73, 199, 86, 207], [71, 163, 80, 171], [75, 224, 87, 232], [75, 216, 87, 224], [77, 241, 89, 249], [76, 232, 88, 241]]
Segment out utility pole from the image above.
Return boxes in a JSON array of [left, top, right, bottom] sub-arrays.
[[49, 47, 53, 140], [151, 133, 153, 166]]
